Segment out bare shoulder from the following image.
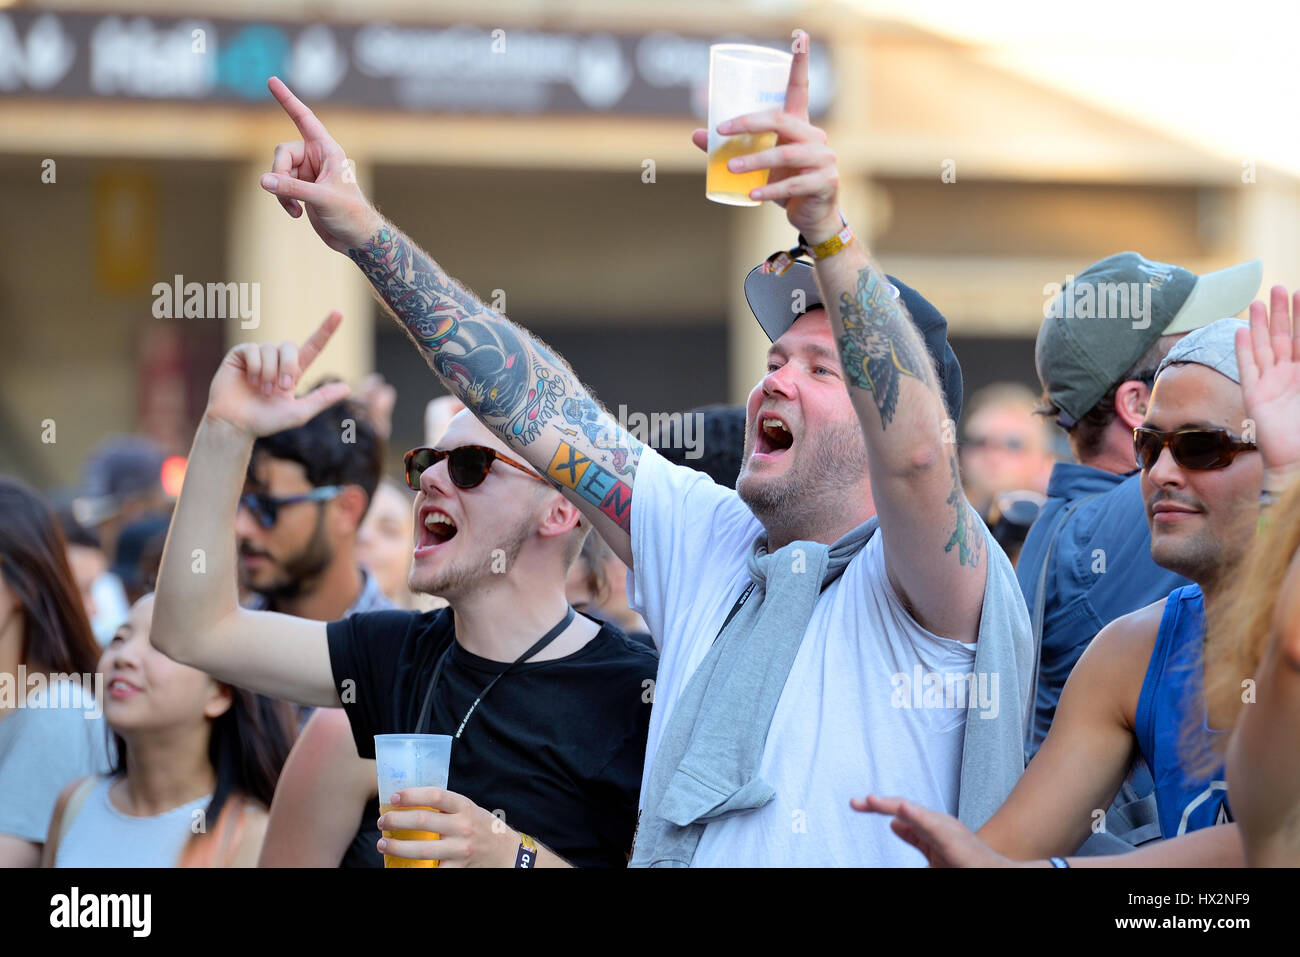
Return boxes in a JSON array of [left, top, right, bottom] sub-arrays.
[[295, 708, 376, 793]]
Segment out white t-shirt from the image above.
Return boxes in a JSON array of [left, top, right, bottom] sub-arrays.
[[629, 447, 984, 867]]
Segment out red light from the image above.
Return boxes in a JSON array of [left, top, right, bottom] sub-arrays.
[[161, 456, 187, 497]]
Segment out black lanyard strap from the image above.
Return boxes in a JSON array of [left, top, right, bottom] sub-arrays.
[[415, 605, 576, 739], [712, 582, 756, 645]]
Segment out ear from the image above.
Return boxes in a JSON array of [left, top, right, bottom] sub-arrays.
[[1113, 380, 1151, 431], [203, 682, 234, 721], [332, 485, 370, 535], [535, 492, 583, 543]]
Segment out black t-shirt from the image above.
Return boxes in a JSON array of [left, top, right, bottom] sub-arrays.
[[326, 608, 658, 868]]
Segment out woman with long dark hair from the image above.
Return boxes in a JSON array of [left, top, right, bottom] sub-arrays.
[[41, 593, 295, 866], [0, 477, 110, 867]]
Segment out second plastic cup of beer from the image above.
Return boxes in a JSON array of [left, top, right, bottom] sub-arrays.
[[706, 43, 794, 206], [374, 733, 453, 868]]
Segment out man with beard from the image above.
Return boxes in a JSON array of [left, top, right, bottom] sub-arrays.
[[857, 299, 1300, 865], [238, 398, 386, 621], [234, 397, 392, 866], [152, 314, 657, 867], [246, 33, 1033, 866]]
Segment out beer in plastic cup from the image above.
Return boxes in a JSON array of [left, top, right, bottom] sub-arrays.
[[706, 44, 793, 206], [374, 733, 452, 868]]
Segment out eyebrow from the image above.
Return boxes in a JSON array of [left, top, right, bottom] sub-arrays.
[[767, 342, 842, 365]]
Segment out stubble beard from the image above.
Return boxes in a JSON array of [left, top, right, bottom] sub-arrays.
[[737, 417, 872, 543]]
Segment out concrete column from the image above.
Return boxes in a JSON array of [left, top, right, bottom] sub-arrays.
[[726, 202, 795, 405], [225, 160, 375, 386]]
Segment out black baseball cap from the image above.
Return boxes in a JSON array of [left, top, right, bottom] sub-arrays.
[[743, 259, 965, 420]]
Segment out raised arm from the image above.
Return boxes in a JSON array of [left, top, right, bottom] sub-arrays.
[[709, 35, 984, 640], [150, 315, 350, 707], [257, 77, 642, 567]]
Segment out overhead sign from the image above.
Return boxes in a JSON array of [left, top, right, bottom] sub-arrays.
[[0, 12, 833, 116]]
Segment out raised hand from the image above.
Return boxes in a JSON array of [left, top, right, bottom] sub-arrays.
[[851, 794, 1012, 867], [691, 31, 841, 241], [206, 311, 352, 439], [1236, 286, 1300, 488], [259, 77, 382, 252]]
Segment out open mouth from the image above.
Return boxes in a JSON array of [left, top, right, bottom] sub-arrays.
[[107, 678, 141, 699], [754, 415, 794, 457], [417, 509, 459, 552]]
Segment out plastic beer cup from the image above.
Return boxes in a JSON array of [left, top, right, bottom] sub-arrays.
[[706, 43, 793, 206], [374, 733, 453, 868]]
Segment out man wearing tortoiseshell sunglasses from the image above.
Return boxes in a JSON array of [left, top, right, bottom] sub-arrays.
[[859, 293, 1300, 867]]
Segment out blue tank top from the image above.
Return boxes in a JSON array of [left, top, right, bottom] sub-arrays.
[[1134, 584, 1232, 838]]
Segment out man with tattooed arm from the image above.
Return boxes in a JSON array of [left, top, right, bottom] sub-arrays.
[[248, 32, 1034, 866]]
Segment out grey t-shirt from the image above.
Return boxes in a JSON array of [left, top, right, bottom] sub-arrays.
[[0, 680, 113, 843]]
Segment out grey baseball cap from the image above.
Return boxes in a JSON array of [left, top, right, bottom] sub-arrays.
[[1036, 252, 1260, 427], [1156, 318, 1248, 385], [743, 259, 964, 419]]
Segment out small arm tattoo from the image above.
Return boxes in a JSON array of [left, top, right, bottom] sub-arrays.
[[943, 457, 983, 568]]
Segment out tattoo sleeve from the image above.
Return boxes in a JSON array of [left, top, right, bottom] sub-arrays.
[[836, 266, 932, 429], [348, 226, 643, 488]]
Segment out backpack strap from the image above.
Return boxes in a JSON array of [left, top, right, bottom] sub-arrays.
[[55, 775, 99, 849]]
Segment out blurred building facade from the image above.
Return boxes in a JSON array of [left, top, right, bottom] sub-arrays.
[[1, 0, 1296, 488]]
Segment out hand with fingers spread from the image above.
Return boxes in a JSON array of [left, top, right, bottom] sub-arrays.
[[260, 76, 382, 252], [206, 311, 352, 440], [690, 30, 841, 242], [850, 795, 1015, 868], [376, 787, 521, 868], [1236, 286, 1300, 490]]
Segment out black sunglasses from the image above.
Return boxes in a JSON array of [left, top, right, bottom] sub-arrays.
[[238, 485, 342, 529], [1133, 427, 1257, 471], [403, 445, 548, 491]]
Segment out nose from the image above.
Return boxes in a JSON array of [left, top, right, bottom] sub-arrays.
[[1146, 442, 1186, 489], [760, 362, 798, 401], [419, 455, 455, 499], [234, 501, 262, 539], [104, 631, 144, 673]]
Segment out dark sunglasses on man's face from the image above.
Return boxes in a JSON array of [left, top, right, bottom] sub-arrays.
[[1133, 427, 1257, 472], [403, 445, 548, 491], [238, 485, 342, 529]]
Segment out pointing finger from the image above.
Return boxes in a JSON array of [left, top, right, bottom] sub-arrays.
[[268, 76, 333, 142], [298, 311, 344, 372], [784, 30, 811, 122]]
